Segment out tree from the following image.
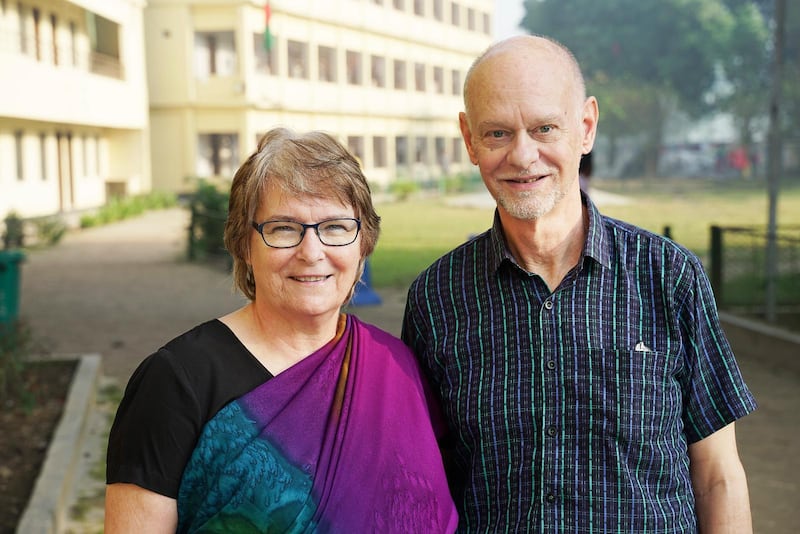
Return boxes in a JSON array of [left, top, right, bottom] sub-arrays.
[[522, 0, 736, 176], [716, 1, 771, 165]]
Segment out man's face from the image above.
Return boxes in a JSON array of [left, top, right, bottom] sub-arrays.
[[460, 48, 597, 222]]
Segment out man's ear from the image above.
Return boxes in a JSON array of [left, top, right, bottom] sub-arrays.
[[459, 112, 479, 165], [581, 96, 599, 154]]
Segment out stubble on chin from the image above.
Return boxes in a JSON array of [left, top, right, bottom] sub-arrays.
[[497, 188, 566, 221]]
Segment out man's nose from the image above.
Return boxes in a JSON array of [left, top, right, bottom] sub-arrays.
[[507, 133, 540, 171]]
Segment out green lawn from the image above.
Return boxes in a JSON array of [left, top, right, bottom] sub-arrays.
[[370, 178, 800, 290]]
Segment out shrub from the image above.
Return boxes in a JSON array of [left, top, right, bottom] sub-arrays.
[[188, 181, 229, 260], [0, 321, 33, 405], [2, 213, 24, 249]]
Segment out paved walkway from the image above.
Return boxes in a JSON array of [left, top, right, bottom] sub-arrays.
[[17, 206, 800, 533]]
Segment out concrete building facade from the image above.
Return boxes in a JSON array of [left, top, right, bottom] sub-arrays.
[[144, 0, 493, 193], [1, 0, 494, 222], [0, 0, 150, 221]]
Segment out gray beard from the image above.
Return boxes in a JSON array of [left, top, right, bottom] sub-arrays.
[[496, 188, 566, 221]]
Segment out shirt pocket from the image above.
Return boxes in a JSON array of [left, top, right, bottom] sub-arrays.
[[586, 348, 684, 443]]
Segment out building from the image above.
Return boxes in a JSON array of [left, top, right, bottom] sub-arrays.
[[0, 0, 150, 222], [144, 0, 494, 193]]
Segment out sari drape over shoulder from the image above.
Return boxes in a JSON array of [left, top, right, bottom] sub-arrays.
[[177, 314, 457, 533]]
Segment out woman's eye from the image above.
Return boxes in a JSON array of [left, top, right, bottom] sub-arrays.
[[269, 224, 297, 234]]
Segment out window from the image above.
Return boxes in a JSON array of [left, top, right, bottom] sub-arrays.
[[451, 2, 460, 27], [288, 40, 309, 79], [347, 136, 364, 163], [318, 45, 337, 82], [88, 13, 123, 77], [253, 32, 278, 74], [433, 66, 443, 94], [19, 4, 28, 55], [433, 0, 443, 21], [14, 130, 23, 181], [451, 68, 461, 96], [50, 14, 58, 65], [483, 12, 491, 35], [415, 136, 428, 164], [395, 136, 408, 166], [452, 137, 462, 164], [197, 133, 239, 178], [373, 136, 387, 168], [414, 62, 426, 92], [467, 7, 475, 31], [346, 50, 362, 85], [39, 133, 47, 180], [83, 135, 90, 177], [393, 0, 404, 10], [435, 136, 450, 172], [413, 0, 424, 16], [69, 21, 77, 66], [370, 55, 385, 88], [194, 31, 236, 78], [95, 135, 101, 177], [393, 59, 406, 90], [32, 7, 41, 60]]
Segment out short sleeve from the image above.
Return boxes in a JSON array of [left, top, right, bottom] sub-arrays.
[[106, 348, 203, 498], [677, 259, 757, 443]]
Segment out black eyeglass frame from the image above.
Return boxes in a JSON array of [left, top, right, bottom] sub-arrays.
[[251, 218, 362, 248]]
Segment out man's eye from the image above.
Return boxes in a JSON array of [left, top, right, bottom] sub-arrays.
[[538, 125, 553, 134], [489, 130, 505, 139]]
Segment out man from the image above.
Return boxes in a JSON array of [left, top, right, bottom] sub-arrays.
[[402, 35, 755, 532]]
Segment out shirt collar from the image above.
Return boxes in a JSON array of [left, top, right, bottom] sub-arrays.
[[486, 192, 613, 274]]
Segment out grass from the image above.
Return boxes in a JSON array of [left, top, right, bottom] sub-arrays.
[[369, 177, 800, 290]]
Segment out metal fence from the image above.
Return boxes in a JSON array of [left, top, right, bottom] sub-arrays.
[[708, 225, 800, 327]]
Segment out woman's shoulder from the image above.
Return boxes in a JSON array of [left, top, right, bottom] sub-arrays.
[[350, 315, 408, 350], [135, 319, 269, 397]]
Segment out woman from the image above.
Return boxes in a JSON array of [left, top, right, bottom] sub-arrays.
[[105, 128, 458, 533]]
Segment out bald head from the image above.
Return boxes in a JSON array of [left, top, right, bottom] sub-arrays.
[[463, 35, 587, 119]]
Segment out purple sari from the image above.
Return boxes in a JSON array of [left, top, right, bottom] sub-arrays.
[[177, 314, 457, 533]]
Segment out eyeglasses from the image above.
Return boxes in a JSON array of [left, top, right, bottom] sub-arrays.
[[251, 218, 361, 248]]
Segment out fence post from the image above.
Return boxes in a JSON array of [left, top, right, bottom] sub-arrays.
[[709, 225, 723, 306], [663, 225, 672, 240]]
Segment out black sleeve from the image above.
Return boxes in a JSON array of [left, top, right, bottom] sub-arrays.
[[106, 320, 272, 498], [106, 348, 203, 498]]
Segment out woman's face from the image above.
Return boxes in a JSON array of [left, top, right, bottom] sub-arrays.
[[249, 187, 362, 322]]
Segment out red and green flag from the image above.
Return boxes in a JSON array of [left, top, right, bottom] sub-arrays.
[[264, 2, 273, 51]]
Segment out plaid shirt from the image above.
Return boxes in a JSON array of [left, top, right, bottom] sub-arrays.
[[402, 197, 756, 533]]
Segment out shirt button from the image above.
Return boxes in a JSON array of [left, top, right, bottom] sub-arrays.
[[546, 493, 556, 503], [546, 360, 556, 370], [546, 426, 557, 437], [544, 300, 553, 310]]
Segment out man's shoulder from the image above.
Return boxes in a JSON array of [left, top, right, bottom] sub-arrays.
[[600, 214, 699, 264], [412, 229, 493, 283]]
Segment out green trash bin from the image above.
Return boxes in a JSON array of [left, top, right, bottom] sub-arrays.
[[0, 250, 25, 325]]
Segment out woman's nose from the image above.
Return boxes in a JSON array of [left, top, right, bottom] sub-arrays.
[[295, 229, 325, 261]]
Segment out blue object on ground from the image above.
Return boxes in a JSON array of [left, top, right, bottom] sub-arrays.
[[351, 259, 382, 306]]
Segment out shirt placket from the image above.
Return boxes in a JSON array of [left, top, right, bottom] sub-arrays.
[[537, 291, 563, 532]]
